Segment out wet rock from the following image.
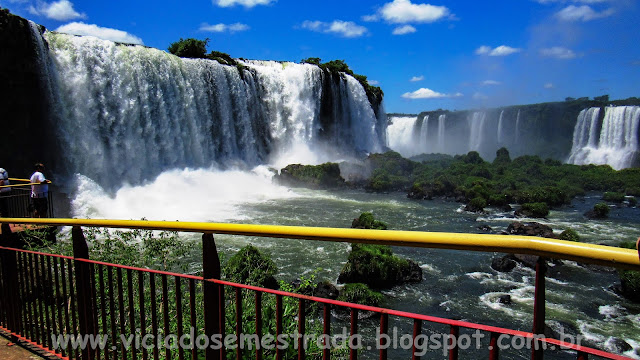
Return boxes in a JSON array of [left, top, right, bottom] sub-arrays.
[[506, 221, 556, 238], [491, 255, 518, 272], [478, 224, 493, 232], [607, 338, 632, 353], [498, 295, 512, 305], [313, 281, 339, 300]]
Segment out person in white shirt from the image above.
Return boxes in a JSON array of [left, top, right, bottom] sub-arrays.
[[0, 167, 10, 216], [30, 163, 50, 218]]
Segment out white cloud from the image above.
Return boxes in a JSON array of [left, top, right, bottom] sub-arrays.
[[473, 92, 489, 100], [482, 80, 501, 86], [540, 46, 578, 59], [362, 14, 380, 22], [55, 22, 143, 45], [476, 45, 521, 56], [28, 0, 86, 21], [555, 5, 614, 21], [392, 25, 416, 35], [213, 0, 275, 8], [536, 0, 609, 4], [200, 23, 249, 33], [410, 75, 424, 82], [374, 0, 451, 24], [368, 80, 380, 85], [301, 20, 368, 38], [402, 88, 462, 99], [544, 83, 555, 88]]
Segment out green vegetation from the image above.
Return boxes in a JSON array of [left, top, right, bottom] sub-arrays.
[[467, 197, 487, 212], [276, 162, 345, 189], [519, 202, 550, 218], [337, 283, 383, 307], [593, 202, 610, 218], [351, 212, 388, 230], [168, 38, 209, 59], [222, 245, 279, 289], [338, 243, 417, 289], [362, 148, 640, 212], [558, 228, 580, 242], [603, 192, 625, 203]]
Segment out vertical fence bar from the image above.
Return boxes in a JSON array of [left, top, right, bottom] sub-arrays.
[[36, 254, 45, 347], [162, 274, 171, 360], [108, 266, 116, 360], [17, 251, 28, 340], [219, 283, 226, 360], [449, 325, 459, 360], [323, 303, 331, 360], [139, 271, 148, 360], [379, 313, 388, 360], [73, 225, 98, 360], [189, 278, 197, 360], [98, 265, 107, 360], [298, 299, 305, 360], [175, 276, 184, 360], [47, 256, 57, 350], [489, 332, 499, 360], [40, 252, 52, 350], [117, 268, 127, 359], [128, 269, 137, 360], [68, 258, 78, 360], [202, 232, 221, 360], [275, 294, 283, 360], [235, 287, 242, 360], [60, 258, 72, 360], [53, 256, 64, 357], [532, 257, 547, 360], [150, 273, 159, 360], [349, 309, 358, 360], [0, 223, 20, 343], [411, 319, 422, 360], [255, 292, 263, 360]]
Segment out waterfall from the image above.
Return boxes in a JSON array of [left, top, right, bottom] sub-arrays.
[[437, 115, 446, 153], [43, 32, 384, 189], [420, 115, 429, 153], [568, 106, 640, 169], [497, 110, 504, 144], [468, 112, 487, 152], [515, 109, 521, 144], [386, 116, 419, 157]]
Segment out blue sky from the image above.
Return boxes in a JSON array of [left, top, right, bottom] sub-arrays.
[[2, 0, 639, 114]]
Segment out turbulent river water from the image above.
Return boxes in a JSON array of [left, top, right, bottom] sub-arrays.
[[69, 167, 640, 359]]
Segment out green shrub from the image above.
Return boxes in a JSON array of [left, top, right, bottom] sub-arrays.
[[520, 202, 550, 218], [593, 202, 610, 218], [628, 197, 638, 206], [558, 228, 580, 242], [352, 212, 388, 230], [468, 197, 487, 211], [223, 245, 278, 289], [494, 147, 511, 165], [603, 192, 625, 203], [337, 283, 383, 307], [168, 38, 208, 59], [338, 244, 414, 289]]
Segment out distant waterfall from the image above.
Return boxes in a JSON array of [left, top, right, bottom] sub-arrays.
[[568, 106, 640, 169], [437, 115, 445, 153], [497, 110, 504, 144], [42, 32, 385, 189], [515, 109, 521, 144], [420, 115, 429, 148], [469, 112, 487, 151], [386, 116, 419, 157]]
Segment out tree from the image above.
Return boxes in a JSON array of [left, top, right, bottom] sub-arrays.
[[167, 38, 209, 59], [301, 57, 321, 65]]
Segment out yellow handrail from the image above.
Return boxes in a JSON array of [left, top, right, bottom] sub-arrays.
[[1, 217, 638, 270]]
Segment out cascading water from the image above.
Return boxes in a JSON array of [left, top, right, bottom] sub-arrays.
[[497, 110, 504, 144], [568, 106, 640, 169], [420, 115, 429, 150], [386, 116, 419, 157], [43, 32, 385, 190], [514, 109, 520, 144], [468, 112, 487, 152], [437, 115, 445, 153]]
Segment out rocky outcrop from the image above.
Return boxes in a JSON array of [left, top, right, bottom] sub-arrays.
[[505, 221, 556, 238], [275, 163, 345, 189]]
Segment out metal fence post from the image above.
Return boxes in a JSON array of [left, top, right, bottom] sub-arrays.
[[202, 232, 221, 360], [0, 222, 21, 343], [72, 226, 98, 360], [532, 256, 547, 360]]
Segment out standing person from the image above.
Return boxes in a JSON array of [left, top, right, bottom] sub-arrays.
[[0, 167, 10, 217], [30, 163, 50, 218]]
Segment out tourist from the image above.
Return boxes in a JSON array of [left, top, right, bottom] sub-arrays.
[[30, 163, 50, 218], [0, 167, 10, 217]]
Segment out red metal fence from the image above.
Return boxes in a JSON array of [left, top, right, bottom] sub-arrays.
[[0, 223, 636, 360]]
